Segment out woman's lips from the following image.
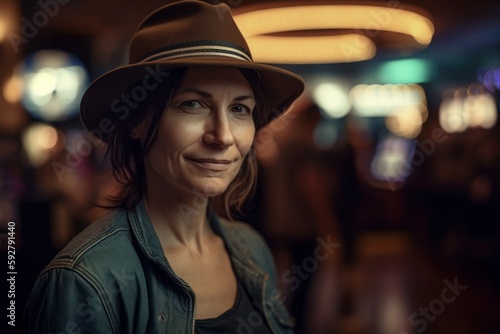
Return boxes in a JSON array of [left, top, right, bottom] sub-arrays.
[[187, 158, 233, 171]]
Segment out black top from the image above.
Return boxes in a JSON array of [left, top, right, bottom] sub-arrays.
[[195, 279, 273, 334]]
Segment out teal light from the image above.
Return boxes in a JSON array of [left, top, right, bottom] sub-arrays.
[[377, 59, 433, 84]]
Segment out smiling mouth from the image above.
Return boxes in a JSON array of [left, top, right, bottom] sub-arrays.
[[187, 158, 234, 172]]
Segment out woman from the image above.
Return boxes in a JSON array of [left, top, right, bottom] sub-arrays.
[[24, 1, 304, 333]]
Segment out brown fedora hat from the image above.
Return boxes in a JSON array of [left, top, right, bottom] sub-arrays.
[[80, 0, 305, 140]]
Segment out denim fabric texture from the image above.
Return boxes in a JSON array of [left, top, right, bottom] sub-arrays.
[[24, 200, 295, 333]]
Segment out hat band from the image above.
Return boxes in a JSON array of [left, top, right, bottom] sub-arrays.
[[139, 45, 253, 63]]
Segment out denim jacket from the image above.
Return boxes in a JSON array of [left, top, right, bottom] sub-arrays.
[[24, 200, 295, 333]]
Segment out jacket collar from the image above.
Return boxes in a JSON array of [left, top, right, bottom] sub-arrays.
[[126, 199, 266, 283]]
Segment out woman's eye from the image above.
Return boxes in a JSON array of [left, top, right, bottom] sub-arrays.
[[181, 100, 202, 109], [231, 105, 252, 114]]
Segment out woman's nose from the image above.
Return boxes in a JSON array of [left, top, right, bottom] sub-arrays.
[[203, 111, 234, 147]]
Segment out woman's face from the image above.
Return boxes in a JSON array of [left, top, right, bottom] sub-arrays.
[[142, 66, 256, 198]]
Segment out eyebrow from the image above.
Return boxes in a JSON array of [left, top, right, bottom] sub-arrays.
[[175, 88, 255, 101]]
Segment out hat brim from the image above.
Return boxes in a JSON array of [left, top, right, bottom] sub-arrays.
[[80, 57, 304, 140]]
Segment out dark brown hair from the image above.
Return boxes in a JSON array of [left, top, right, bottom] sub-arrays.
[[98, 67, 268, 218]]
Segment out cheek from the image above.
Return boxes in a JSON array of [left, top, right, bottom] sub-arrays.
[[236, 123, 256, 155], [157, 115, 203, 151], [145, 126, 186, 168]]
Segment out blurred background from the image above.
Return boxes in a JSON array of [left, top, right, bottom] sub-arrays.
[[1, 0, 499, 333]]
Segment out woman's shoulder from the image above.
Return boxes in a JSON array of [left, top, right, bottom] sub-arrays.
[[42, 208, 136, 275], [26, 209, 145, 334]]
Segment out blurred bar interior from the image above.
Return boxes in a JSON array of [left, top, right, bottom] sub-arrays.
[[1, 0, 499, 333]]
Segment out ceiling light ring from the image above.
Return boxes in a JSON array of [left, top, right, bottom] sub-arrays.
[[233, 4, 434, 63]]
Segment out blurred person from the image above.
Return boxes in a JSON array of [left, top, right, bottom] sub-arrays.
[[259, 104, 356, 333], [24, 1, 304, 333]]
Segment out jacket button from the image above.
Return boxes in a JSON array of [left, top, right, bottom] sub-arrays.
[[157, 313, 166, 323]]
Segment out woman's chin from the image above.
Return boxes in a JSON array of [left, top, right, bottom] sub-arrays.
[[190, 180, 230, 198]]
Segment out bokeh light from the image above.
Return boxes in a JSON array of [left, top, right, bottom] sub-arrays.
[[21, 123, 60, 167], [385, 106, 424, 139], [350, 84, 428, 138], [312, 82, 351, 119], [377, 59, 434, 84], [478, 66, 500, 92], [350, 84, 427, 117], [21, 50, 89, 122], [2, 74, 23, 104], [0, 18, 7, 43], [370, 136, 415, 182], [439, 84, 498, 133]]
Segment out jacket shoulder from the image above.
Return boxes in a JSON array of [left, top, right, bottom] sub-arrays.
[[43, 209, 135, 273], [218, 218, 267, 247], [27, 208, 157, 333], [218, 218, 276, 274]]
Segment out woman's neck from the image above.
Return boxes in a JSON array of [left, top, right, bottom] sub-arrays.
[[143, 176, 213, 254]]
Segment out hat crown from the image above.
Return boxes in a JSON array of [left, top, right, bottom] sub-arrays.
[[80, 0, 304, 139], [129, 0, 252, 64]]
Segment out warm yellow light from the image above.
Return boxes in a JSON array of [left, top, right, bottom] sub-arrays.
[[234, 5, 435, 54], [0, 19, 7, 43], [350, 84, 427, 117], [22, 123, 59, 167], [246, 34, 375, 64], [3, 75, 23, 104], [385, 106, 423, 138], [409, 18, 434, 45], [439, 86, 498, 133], [439, 98, 467, 133], [234, 5, 433, 63]]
